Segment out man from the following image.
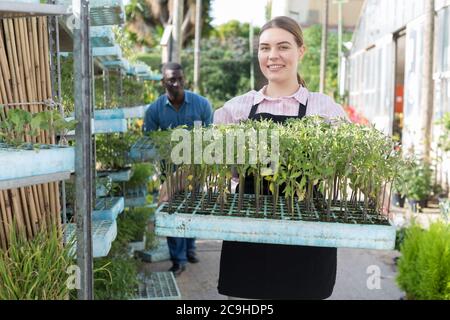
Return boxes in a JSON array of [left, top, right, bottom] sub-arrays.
[[144, 62, 213, 277]]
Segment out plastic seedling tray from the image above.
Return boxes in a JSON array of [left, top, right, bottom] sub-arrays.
[[136, 237, 170, 263], [0, 143, 75, 187], [129, 136, 158, 162], [93, 118, 128, 134], [90, 26, 115, 47], [97, 167, 132, 182], [92, 197, 125, 221], [125, 185, 148, 208], [66, 219, 117, 258], [57, 0, 125, 26], [134, 272, 181, 300], [94, 106, 147, 120], [155, 193, 396, 250]]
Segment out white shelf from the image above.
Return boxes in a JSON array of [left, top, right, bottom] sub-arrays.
[[0, 1, 69, 18]]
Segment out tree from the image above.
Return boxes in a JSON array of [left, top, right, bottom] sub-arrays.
[[300, 25, 352, 101], [125, 0, 213, 48]]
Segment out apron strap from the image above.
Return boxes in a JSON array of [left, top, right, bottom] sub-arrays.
[[298, 100, 308, 118], [249, 100, 309, 119], [248, 103, 260, 119]]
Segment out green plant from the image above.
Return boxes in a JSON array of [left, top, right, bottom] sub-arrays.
[[404, 160, 432, 201], [96, 132, 139, 170], [94, 255, 139, 300], [0, 224, 75, 300], [0, 107, 76, 147], [151, 117, 405, 223], [396, 221, 450, 300], [437, 112, 450, 152], [124, 163, 155, 189]]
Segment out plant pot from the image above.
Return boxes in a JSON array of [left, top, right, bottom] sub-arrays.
[[392, 193, 405, 208]]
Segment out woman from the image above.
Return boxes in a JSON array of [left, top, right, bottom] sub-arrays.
[[213, 16, 349, 300]]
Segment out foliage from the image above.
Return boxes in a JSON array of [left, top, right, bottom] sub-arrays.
[[0, 107, 76, 147], [150, 117, 405, 219], [93, 206, 154, 300], [396, 221, 450, 300], [96, 131, 140, 170], [300, 25, 352, 100], [403, 160, 432, 201], [117, 207, 154, 243], [125, 163, 155, 189], [125, 0, 213, 48], [94, 255, 139, 300], [437, 112, 450, 152], [182, 35, 252, 109], [95, 73, 159, 110], [0, 225, 75, 300]]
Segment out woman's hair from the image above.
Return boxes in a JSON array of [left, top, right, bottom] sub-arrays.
[[259, 16, 307, 88]]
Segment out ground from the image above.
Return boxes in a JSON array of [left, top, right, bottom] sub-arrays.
[[142, 239, 404, 300]]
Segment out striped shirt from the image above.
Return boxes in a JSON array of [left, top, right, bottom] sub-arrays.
[[213, 85, 349, 124]]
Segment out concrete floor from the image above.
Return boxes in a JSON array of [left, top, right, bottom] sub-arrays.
[[142, 239, 404, 300]]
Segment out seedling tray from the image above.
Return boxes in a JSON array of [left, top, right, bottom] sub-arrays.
[[155, 193, 396, 250], [90, 26, 115, 47], [97, 167, 132, 182], [67, 219, 117, 258], [134, 272, 181, 300], [93, 197, 124, 221], [94, 105, 147, 120], [129, 136, 158, 162], [0, 143, 74, 186], [136, 237, 170, 263], [93, 118, 127, 134], [125, 186, 148, 208]]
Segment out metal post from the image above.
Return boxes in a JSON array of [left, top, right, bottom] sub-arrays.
[[420, 0, 435, 162], [249, 21, 255, 90], [319, 0, 329, 94], [193, 0, 201, 93], [334, 0, 347, 97], [172, 0, 184, 63], [73, 0, 94, 300]]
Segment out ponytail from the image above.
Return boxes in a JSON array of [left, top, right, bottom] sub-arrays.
[[297, 73, 307, 88]]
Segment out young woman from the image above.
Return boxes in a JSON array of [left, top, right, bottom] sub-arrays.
[[213, 16, 349, 300]]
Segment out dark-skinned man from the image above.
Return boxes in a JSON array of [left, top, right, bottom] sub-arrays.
[[144, 62, 213, 277]]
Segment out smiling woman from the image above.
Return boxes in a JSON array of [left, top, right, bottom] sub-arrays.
[[213, 16, 348, 300]]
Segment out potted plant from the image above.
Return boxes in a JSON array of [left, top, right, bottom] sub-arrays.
[[404, 161, 432, 213]]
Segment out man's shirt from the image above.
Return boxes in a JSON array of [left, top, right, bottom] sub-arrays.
[[144, 90, 213, 132]]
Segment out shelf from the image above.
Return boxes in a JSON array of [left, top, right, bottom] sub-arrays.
[[90, 26, 115, 47], [93, 118, 128, 134], [93, 196, 124, 221], [97, 167, 132, 182], [129, 136, 158, 162], [92, 45, 122, 62], [0, 1, 69, 18], [0, 144, 75, 187], [57, 0, 125, 26], [134, 272, 181, 300], [124, 186, 148, 207], [155, 193, 397, 250], [94, 105, 148, 120], [67, 219, 118, 258], [136, 237, 170, 263]]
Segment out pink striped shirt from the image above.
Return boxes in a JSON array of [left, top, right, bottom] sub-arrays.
[[213, 85, 349, 124]]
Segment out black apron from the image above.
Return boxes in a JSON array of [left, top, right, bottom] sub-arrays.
[[218, 100, 337, 300]]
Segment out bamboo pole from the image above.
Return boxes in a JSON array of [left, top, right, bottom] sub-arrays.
[[0, 191, 10, 248]]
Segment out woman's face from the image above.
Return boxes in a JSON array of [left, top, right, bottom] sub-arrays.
[[258, 27, 305, 84]]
